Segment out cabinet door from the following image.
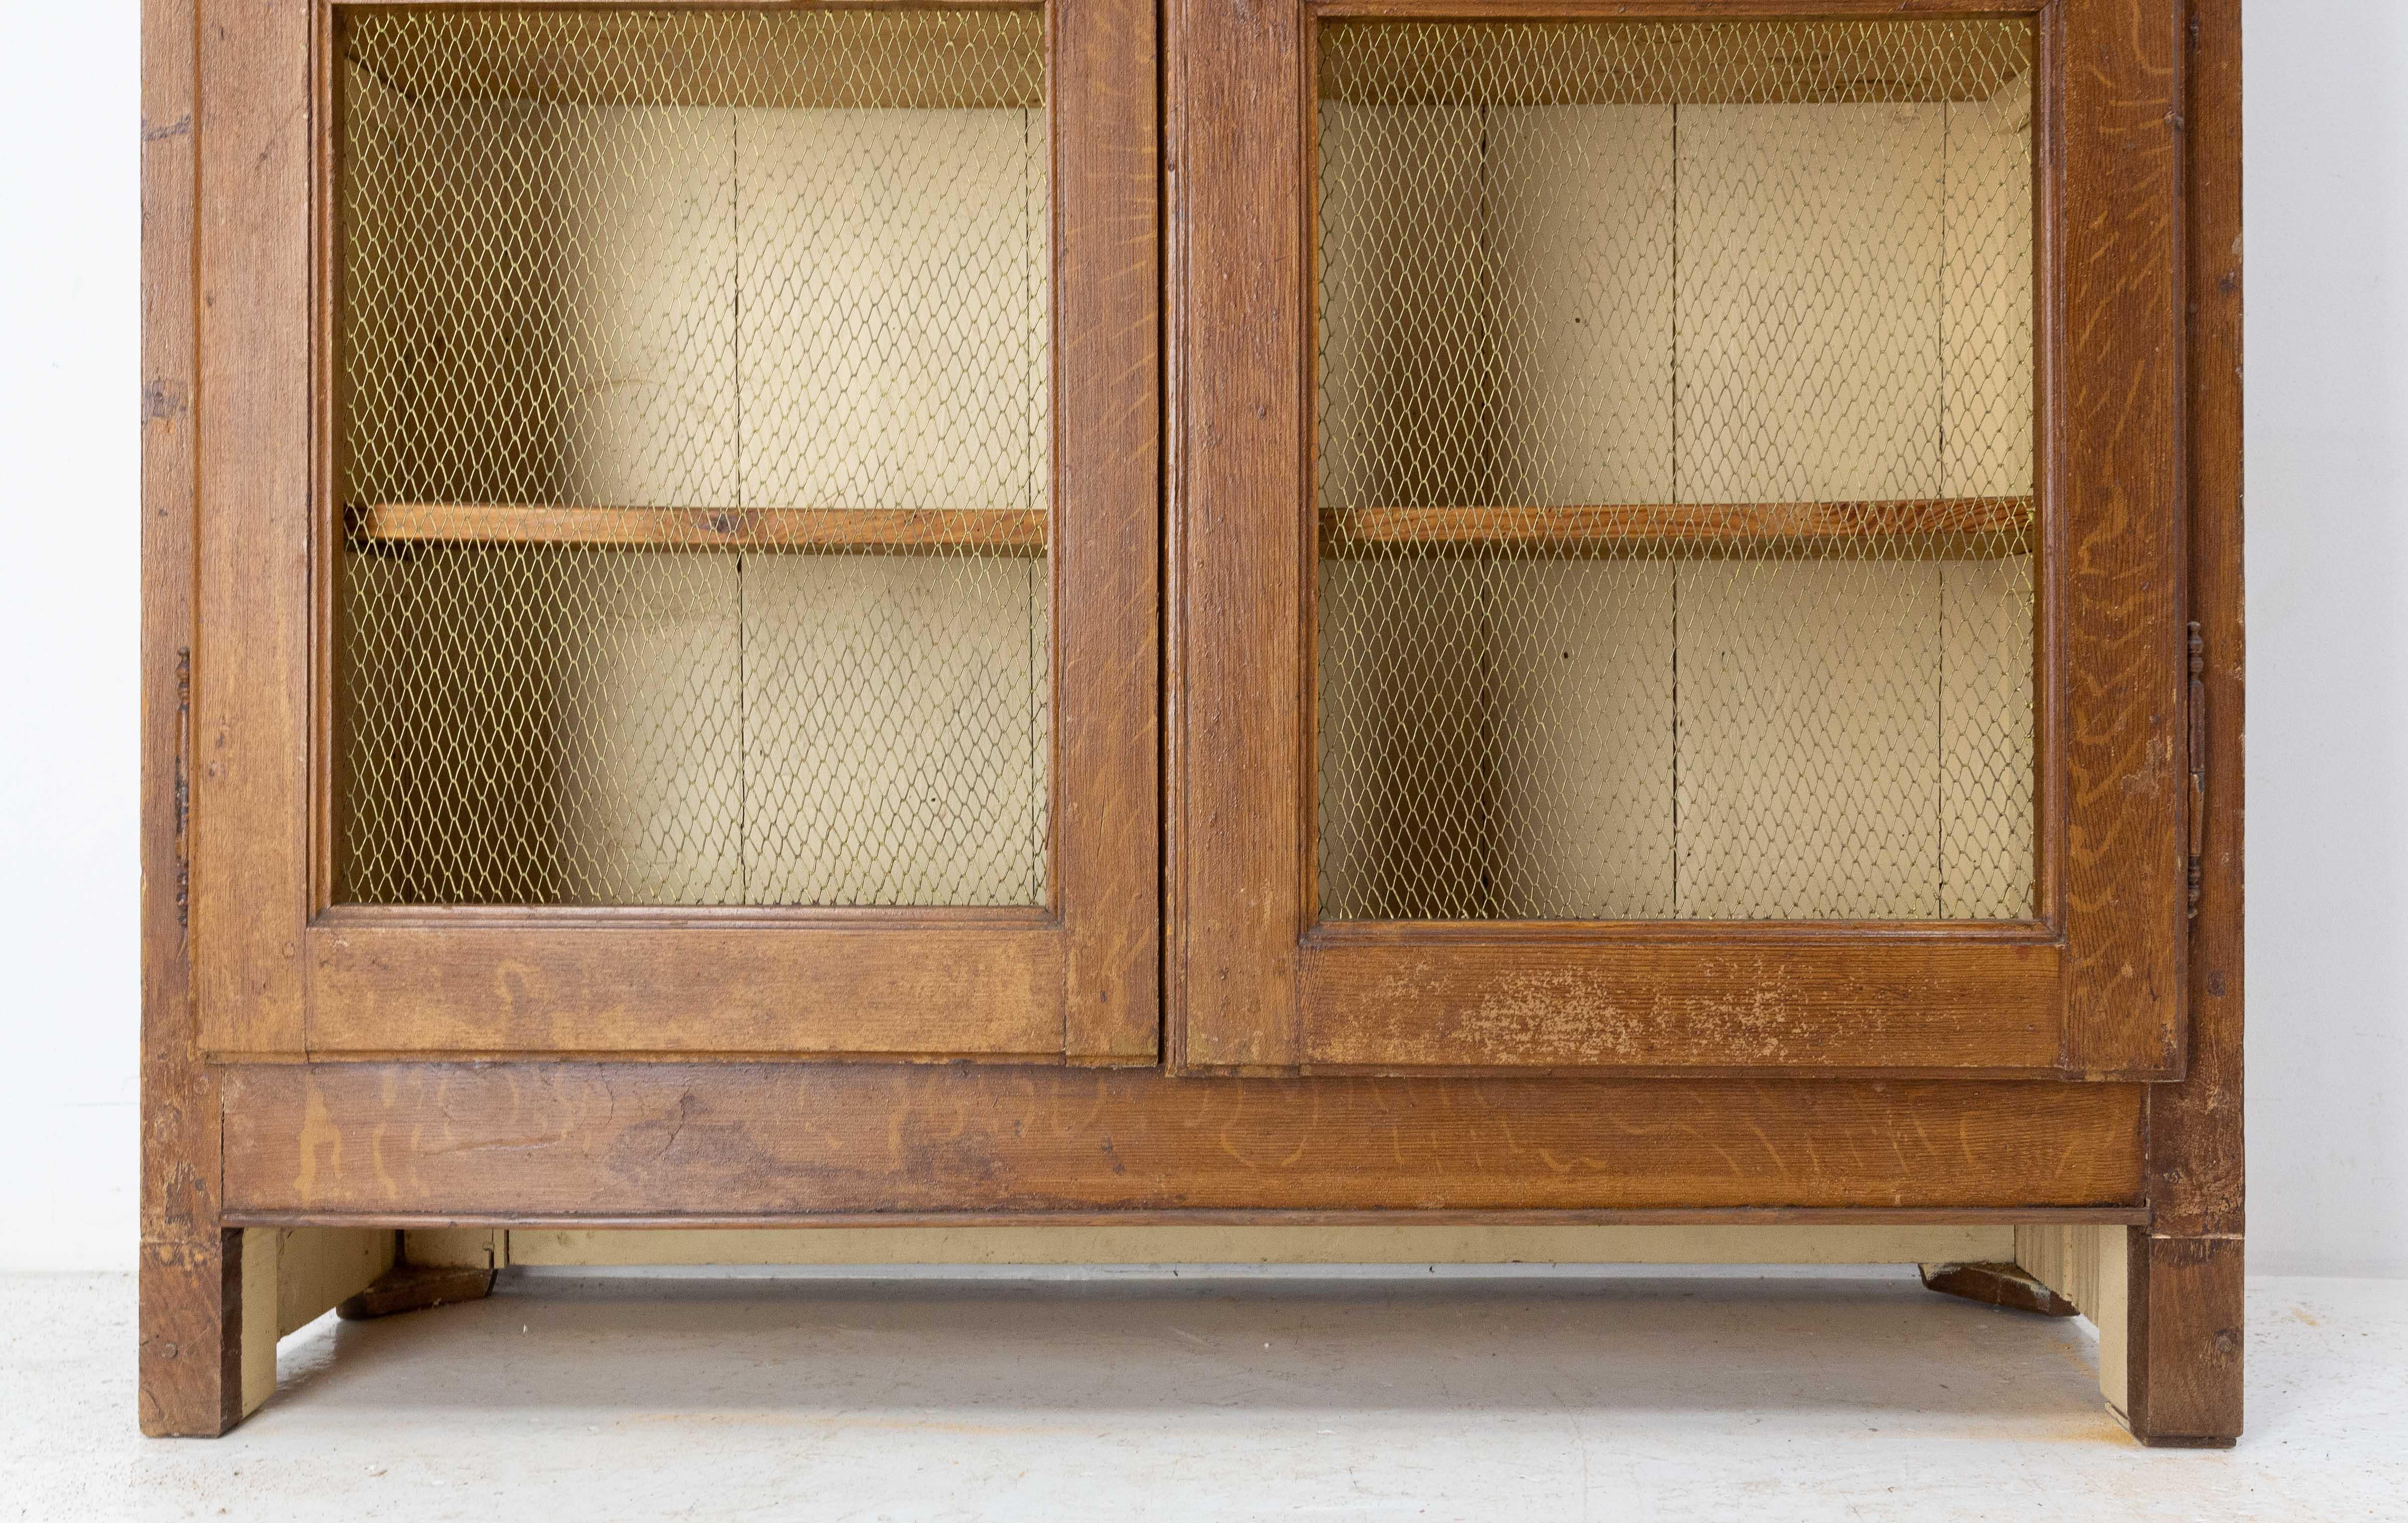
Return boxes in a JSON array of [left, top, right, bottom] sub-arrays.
[[190, 0, 1155, 1061], [1169, 1, 2187, 1076]]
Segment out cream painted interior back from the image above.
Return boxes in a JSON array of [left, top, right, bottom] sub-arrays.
[[1317, 72, 2037, 921], [336, 71, 1047, 906]]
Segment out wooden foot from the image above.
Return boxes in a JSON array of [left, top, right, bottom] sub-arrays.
[[338, 1262, 497, 1320], [1918, 1261, 2078, 1317], [138, 1230, 244, 1437], [2120, 1233, 2244, 1448], [2017, 1225, 2242, 1448], [141, 1227, 398, 1436]]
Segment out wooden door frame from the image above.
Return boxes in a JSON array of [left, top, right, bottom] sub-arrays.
[[1165, 0, 2191, 1077], [186, 0, 1159, 1063]]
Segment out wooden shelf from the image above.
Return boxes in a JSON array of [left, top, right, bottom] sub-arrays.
[[1320, 496, 2034, 559], [348, 503, 1048, 555]]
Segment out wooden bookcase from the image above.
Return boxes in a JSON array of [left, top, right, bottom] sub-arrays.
[[141, 0, 2243, 1446]]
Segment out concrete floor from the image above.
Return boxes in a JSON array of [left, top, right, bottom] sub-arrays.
[[7, 1267, 2403, 1521]]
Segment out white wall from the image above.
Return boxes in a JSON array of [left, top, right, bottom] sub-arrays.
[[0, 3, 2401, 1275], [0, 3, 141, 1272], [2244, 1, 2408, 1277]]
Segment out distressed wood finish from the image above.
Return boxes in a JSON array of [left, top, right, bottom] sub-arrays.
[[220, 1064, 2147, 1218], [138, 1238, 243, 1438], [192, 0, 313, 1055], [2121, 1232, 2244, 1446], [140, 0, 243, 1437], [1300, 936, 2059, 1069], [1052, 0, 1162, 1062], [2054, 0, 2190, 1075], [306, 920, 1063, 1057]]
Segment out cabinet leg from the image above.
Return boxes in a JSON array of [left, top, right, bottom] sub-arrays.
[[2017, 1224, 2242, 1447], [2120, 1232, 2245, 1448], [140, 1227, 399, 1436], [137, 1229, 245, 1437]]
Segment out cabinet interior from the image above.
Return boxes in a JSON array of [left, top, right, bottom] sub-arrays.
[[1313, 18, 2040, 922], [332, 6, 1051, 908]]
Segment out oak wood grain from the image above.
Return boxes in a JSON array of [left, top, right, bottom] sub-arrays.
[[2120, 0, 2245, 1449], [1298, 936, 2061, 1070], [305, 920, 1065, 1057], [192, 0, 313, 1056], [2121, 1233, 2244, 1445], [219, 1063, 2149, 1219], [1166, 0, 1312, 1068], [1053, 0, 1162, 1062], [2148, 0, 2244, 1241], [2055, 0, 2190, 1075]]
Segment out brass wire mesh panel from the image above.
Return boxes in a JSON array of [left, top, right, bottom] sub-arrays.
[[1314, 18, 2036, 922], [335, 7, 1050, 906]]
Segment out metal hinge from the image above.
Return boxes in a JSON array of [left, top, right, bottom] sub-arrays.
[[2188, 622, 2206, 919]]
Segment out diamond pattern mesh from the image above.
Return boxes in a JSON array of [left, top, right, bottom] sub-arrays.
[[334, 7, 1050, 906], [1315, 18, 2037, 922]]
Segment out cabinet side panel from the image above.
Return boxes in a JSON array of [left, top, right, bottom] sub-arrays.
[[143, 0, 242, 1437], [193, 0, 312, 1053], [2148, 0, 2243, 1240]]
